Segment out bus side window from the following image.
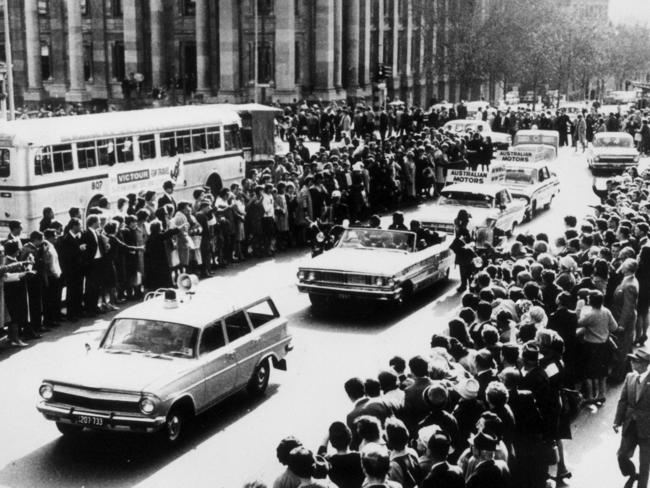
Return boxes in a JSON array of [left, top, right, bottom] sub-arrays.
[[116, 137, 134, 163], [160, 132, 176, 157], [98, 139, 116, 166], [35, 147, 53, 175], [52, 144, 73, 172], [206, 126, 221, 150], [138, 134, 156, 160], [77, 141, 97, 169], [191, 128, 206, 152], [0, 148, 9, 178], [176, 130, 191, 154], [224, 124, 241, 151]]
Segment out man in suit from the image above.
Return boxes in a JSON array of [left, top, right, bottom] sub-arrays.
[[4, 220, 24, 250], [403, 355, 433, 434], [81, 215, 105, 316], [421, 432, 465, 488], [59, 218, 86, 320], [614, 347, 650, 488], [157, 180, 177, 213]]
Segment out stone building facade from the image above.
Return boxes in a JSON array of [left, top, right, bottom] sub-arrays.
[[1, 0, 489, 106]]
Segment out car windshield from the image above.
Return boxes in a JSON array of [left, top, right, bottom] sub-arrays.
[[505, 168, 535, 184], [594, 136, 634, 148], [447, 122, 480, 133], [337, 229, 416, 252], [101, 318, 198, 358], [439, 191, 494, 208]]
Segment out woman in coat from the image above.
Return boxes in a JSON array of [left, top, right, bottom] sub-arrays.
[[144, 221, 178, 291]]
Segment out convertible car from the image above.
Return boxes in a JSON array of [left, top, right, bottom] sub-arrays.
[[297, 228, 453, 308]]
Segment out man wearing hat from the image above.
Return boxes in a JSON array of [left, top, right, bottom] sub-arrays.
[[614, 346, 650, 488], [421, 431, 465, 488]]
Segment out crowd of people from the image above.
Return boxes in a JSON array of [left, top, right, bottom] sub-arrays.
[[261, 170, 650, 488]]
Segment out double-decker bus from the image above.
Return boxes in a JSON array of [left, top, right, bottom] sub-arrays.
[[0, 104, 245, 233]]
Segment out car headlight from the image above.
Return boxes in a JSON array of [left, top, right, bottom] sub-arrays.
[[315, 232, 325, 243], [139, 396, 156, 415], [307, 271, 316, 281], [39, 383, 53, 400], [297, 270, 305, 281], [387, 278, 397, 288], [634, 155, 640, 163], [375, 277, 385, 287]]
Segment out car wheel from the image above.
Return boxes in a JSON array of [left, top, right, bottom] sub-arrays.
[[56, 422, 83, 437], [160, 406, 187, 445], [247, 359, 270, 397]]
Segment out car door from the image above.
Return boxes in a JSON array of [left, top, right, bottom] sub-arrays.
[[223, 310, 260, 389], [244, 298, 287, 361], [198, 321, 238, 409]]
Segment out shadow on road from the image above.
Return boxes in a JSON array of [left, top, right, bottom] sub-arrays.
[[288, 278, 458, 334], [0, 384, 280, 488]]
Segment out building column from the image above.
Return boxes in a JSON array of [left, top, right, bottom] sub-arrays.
[[150, 0, 165, 90], [313, 0, 336, 100], [65, 0, 89, 102], [402, 0, 414, 104], [360, 0, 371, 90], [217, 0, 240, 101], [274, 0, 296, 102], [333, 0, 343, 93], [122, 2, 144, 79], [195, 0, 210, 95], [23, 0, 45, 100], [390, 0, 399, 98], [343, 0, 360, 97]]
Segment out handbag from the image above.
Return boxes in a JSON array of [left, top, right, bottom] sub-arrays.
[[560, 387, 583, 420]]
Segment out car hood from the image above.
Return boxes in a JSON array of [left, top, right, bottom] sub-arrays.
[[302, 247, 417, 275], [45, 350, 195, 393], [593, 147, 638, 157], [418, 204, 496, 226]]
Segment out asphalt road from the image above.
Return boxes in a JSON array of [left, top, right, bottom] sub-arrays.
[[0, 147, 631, 488]]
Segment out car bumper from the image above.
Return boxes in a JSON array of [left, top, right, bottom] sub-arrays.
[[590, 161, 637, 170], [297, 283, 402, 301], [37, 402, 166, 433]]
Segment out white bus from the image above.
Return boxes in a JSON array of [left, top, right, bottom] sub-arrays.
[[0, 104, 246, 233]]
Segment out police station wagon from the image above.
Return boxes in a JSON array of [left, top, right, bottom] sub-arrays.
[[36, 286, 292, 444]]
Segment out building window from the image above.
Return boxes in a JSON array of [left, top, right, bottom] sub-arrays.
[[40, 42, 51, 80], [38, 0, 48, 15], [182, 0, 196, 16], [112, 41, 125, 81], [81, 0, 89, 15], [258, 42, 273, 84], [110, 0, 122, 17], [257, 0, 273, 16], [83, 42, 93, 81]]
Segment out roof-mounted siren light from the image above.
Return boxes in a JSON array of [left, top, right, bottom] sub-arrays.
[[177, 273, 199, 298], [163, 289, 179, 309]]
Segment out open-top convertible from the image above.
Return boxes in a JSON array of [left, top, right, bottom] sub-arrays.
[[297, 228, 453, 309]]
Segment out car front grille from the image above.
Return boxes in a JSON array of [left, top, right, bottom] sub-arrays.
[[51, 386, 141, 413], [314, 271, 373, 286], [596, 156, 635, 163]]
